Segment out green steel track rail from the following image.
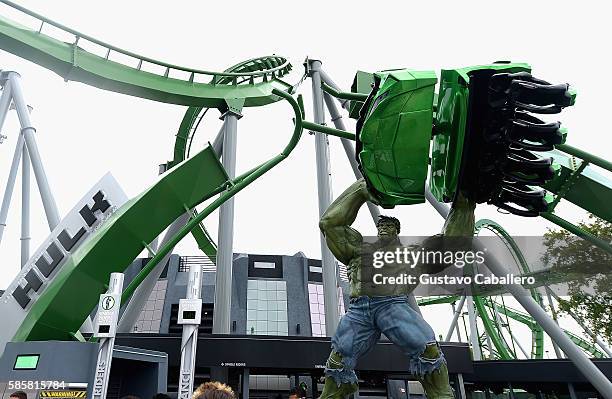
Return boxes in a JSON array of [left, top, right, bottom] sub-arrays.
[[14, 145, 230, 341], [12, 88, 303, 342], [418, 295, 604, 359], [121, 89, 303, 304], [164, 56, 295, 262], [491, 301, 605, 359], [0, 1, 292, 107], [475, 219, 545, 358], [541, 145, 612, 254]]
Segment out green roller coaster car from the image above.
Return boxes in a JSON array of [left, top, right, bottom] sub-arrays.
[[429, 62, 531, 203], [356, 69, 437, 208]]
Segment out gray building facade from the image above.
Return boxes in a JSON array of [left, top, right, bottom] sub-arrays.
[[124, 252, 350, 339]]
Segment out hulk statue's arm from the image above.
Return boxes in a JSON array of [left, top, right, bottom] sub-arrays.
[[319, 178, 374, 265], [442, 191, 476, 237], [420, 191, 477, 274]]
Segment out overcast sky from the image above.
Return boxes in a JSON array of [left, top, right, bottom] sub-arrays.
[[1, 1, 610, 350]]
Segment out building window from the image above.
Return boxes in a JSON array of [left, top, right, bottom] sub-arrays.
[[134, 279, 167, 333], [249, 375, 290, 391], [309, 284, 346, 337], [308, 283, 326, 337], [248, 255, 283, 278], [246, 279, 288, 336], [307, 259, 323, 282], [254, 261, 276, 269]]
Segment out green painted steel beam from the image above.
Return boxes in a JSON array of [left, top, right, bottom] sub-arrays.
[[0, 3, 292, 107], [188, 209, 217, 261], [557, 144, 612, 172], [475, 219, 544, 358], [302, 121, 356, 140], [474, 296, 514, 359], [541, 212, 612, 254], [162, 55, 303, 260], [321, 81, 369, 102], [564, 330, 605, 358], [121, 88, 304, 304], [13, 146, 230, 341], [169, 107, 202, 169], [489, 301, 604, 359], [544, 149, 612, 223]]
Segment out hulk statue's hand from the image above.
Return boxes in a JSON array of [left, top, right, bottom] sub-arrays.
[[356, 178, 381, 206]]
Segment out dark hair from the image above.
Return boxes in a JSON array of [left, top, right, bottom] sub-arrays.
[[152, 394, 171, 399], [10, 391, 27, 399], [377, 215, 400, 233], [120, 396, 140, 399], [193, 381, 236, 399], [289, 386, 307, 398]]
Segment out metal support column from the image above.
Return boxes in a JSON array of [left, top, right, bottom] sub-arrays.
[[455, 373, 467, 399], [92, 273, 124, 399], [212, 120, 226, 157], [466, 296, 482, 360], [0, 77, 12, 130], [213, 110, 239, 334], [320, 70, 350, 110], [0, 77, 19, 245], [8, 72, 60, 230], [425, 187, 612, 398], [445, 296, 467, 341], [568, 383, 578, 399], [493, 309, 529, 358], [547, 288, 612, 358], [544, 288, 564, 358], [241, 368, 250, 399], [311, 376, 319, 398], [0, 131, 24, 245], [309, 59, 339, 335], [21, 145, 30, 266], [178, 264, 203, 399], [0, 77, 12, 146]]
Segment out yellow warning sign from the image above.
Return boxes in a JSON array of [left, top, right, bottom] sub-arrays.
[[39, 391, 86, 398]]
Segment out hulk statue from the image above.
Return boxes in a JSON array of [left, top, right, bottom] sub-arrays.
[[318, 178, 476, 399]]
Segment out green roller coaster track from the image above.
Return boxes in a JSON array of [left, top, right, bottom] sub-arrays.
[[417, 218, 606, 360], [418, 294, 605, 359], [0, 1, 293, 107]]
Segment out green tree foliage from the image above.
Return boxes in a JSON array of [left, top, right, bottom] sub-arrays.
[[541, 215, 612, 343]]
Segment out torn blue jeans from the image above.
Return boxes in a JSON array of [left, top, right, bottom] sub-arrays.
[[326, 295, 445, 385]]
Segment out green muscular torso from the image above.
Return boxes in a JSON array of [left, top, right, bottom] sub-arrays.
[[319, 179, 476, 298]]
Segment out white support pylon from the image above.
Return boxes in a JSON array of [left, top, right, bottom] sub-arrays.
[[177, 264, 203, 399]]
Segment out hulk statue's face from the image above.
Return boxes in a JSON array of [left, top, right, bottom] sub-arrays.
[[377, 221, 399, 238]]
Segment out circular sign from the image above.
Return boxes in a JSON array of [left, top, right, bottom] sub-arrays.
[[102, 295, 115, 310]]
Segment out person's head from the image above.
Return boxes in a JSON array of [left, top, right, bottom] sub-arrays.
[[9, 391, 27, 399], [152, 394, 171, 399], [288, 386, 306, 399], [376, 215, 400, 239], [192, 381, 235, 399]]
